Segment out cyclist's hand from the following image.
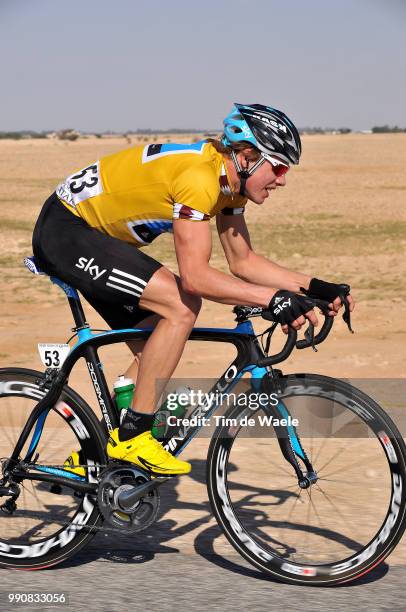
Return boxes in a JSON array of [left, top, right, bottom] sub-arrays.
[[280, 309, 318, 335], [265, 290, 318, 335], [301, 278, 355, 316], [329, 293, 355, 316]]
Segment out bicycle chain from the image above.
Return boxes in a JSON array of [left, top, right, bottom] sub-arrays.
[[22, 464, 159, 535], [10, 493, 127, 535], [31, 464, 109, 470]]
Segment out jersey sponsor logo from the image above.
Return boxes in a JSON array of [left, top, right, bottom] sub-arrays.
[[75, 256, 106, 280], [106, 268, 147, 299], [142, 141, 206, 164], [127, 219, 173, 245]]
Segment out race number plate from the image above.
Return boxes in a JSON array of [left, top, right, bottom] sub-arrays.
[[38, 344, 70, 368]]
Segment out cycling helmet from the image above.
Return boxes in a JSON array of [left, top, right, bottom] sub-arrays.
[[222, 103, 301, 165], [221, 103, 301, 196]]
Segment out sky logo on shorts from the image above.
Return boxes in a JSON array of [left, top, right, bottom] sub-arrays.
[[75, 257, 107, 281]]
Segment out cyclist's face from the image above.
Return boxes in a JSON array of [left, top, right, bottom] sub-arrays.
[[244, 157, 287, 205]]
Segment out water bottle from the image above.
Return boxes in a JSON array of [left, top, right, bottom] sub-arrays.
[[152, 386, 192, 441], [113, 375, 135, 423]]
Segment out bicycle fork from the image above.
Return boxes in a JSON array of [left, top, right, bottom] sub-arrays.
[[261, 373, 318, 489]]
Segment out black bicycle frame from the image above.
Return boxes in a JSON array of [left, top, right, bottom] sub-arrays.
[[9, 307, 270, 470], [9, 271, 312, 492]]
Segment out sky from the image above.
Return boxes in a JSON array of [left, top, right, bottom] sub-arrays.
[[1, 0, 405, 132]]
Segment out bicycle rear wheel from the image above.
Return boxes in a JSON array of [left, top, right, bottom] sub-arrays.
[[0, 368, 106, 569], [207, 373, 406, 586]]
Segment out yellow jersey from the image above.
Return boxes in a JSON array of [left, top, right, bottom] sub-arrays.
[[56, 141, 246, 247]]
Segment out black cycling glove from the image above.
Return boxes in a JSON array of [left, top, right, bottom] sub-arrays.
[[264, 290, 315, 326], [301, 278, 350, 303]]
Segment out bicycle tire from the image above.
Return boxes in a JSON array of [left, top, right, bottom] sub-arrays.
[[207, 373, 406, 586], [0, 367, 106, 569]]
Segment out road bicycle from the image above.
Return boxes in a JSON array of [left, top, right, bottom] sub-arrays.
[[0, 256, 405, 586]]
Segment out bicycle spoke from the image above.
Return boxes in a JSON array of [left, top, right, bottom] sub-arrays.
[[314, 483, 349, 529], [317, 476, 353, 485], [304, 486, 332, 561], [284, 488, 303, 524], [317, 445, 348, 474], [214, 374, 404, 581], [1, 422, 17, 453], [323, 460, 359, 478], [0, 370, 105, 569], [311, 434, 330, 467]]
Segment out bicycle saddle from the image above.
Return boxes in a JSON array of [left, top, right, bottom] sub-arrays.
[[23, 256, 45, 275]]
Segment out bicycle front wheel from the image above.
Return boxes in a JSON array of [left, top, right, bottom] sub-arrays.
[[207, 373, 406, 586], [0, 368, 106, 569]]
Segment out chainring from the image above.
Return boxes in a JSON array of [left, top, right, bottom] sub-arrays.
[[97, 465, 160, 533]]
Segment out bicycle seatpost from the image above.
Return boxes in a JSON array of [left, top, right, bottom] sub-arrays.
[[50, 276, 88, 330]]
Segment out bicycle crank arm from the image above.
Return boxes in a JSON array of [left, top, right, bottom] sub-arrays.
[[117, 476, 169, 510]]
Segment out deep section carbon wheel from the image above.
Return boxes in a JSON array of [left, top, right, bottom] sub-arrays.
[[207, 373, 406, 586], [0, 368, 106, 569]]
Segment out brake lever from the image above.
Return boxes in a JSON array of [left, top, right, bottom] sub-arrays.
[[296, 298, 332, 350], [303, 322, 317, 352], [264, 323, 278, 354], [341, 294, 354, 333]]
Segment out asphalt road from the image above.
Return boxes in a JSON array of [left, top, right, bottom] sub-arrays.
[[1, 492, 405, 612], [0, 542, 404, 612], [1, 454, 405, 611]]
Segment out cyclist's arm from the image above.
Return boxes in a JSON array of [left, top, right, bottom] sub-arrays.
[[216, 213, 311, 293], [173, 219, 276, 307]]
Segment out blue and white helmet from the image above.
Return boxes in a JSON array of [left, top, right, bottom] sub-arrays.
[[222, 103, 301, 165]]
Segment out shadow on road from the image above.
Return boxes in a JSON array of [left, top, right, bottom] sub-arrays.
[[60, 457, 390, 586]]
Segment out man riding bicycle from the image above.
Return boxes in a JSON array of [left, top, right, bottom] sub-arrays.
[[32, 103, 354, 477]]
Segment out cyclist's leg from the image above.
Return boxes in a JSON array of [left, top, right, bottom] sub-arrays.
[[130, 268, 201, 414], [33, 196, 200, 410], [124, 314, 160, 380], [33, 195, 194, 474], [80, 260, 200, 475], [80, 276, 201, 415]]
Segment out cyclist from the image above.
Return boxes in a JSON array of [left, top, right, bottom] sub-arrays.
[[32, 103, 354, 476]]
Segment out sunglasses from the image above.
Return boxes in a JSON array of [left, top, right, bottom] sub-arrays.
[[263, 154, 290, 177]]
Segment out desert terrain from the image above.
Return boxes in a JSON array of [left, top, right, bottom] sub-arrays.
[[0, 133, 405, 566], [1, 133, 405, 381]]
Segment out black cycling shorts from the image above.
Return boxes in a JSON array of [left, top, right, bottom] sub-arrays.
[[32, 193, 162, 329]]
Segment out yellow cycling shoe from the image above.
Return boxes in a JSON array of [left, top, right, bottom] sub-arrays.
[[106, 429, 191, 476], [63, 450, 86, 478]]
